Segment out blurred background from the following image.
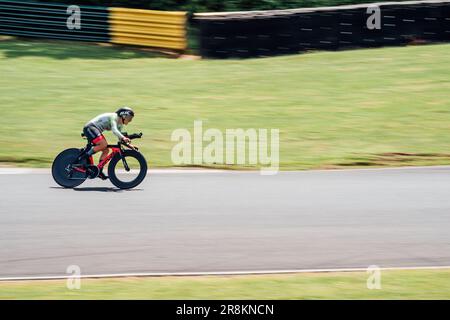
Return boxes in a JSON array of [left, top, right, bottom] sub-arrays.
[[0, 0, 449, 300]]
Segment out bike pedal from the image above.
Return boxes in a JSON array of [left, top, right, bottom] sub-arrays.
[[98, 173, 109, 180]]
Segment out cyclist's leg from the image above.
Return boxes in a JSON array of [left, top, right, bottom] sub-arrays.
[[98, 144, 110, 163], [74, 127, 95, 162], [92, 137, 109, 180], [82, 126, 105, 157], [81, 126, 109, 180], [89, 135, 110, 180], [91, 135, 107, 155]]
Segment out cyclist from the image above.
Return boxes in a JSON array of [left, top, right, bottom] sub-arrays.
[[80, 107, 135, 180]]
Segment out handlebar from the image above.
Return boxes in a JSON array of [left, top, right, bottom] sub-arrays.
[[124, 132, 143, 140], [121, 133, 142, 151]]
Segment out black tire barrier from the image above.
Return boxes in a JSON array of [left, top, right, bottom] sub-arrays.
[[195, 1, 450, 58]]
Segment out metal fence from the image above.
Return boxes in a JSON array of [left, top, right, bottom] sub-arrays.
[[195, 0, 450, 58], [0, 0, 109, 42], [0, 0, 187, 51]]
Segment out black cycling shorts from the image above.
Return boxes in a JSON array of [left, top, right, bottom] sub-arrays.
[[83, 125, 105, 144]]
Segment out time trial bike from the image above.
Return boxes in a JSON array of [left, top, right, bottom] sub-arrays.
[[52, 132, 147, 189]]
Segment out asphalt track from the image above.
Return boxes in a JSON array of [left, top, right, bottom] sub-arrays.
[[0, 167, 450, 278]]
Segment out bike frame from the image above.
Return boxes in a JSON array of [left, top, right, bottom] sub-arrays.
[[72, 144, 124, 174], [97, 145, 122, 170]]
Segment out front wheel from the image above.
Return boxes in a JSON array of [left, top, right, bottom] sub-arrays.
[[108, 150, 147, 189]]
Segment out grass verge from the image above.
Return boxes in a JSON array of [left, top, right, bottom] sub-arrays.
[[1, 38, 449, 169], [0, 269, 449, 299]]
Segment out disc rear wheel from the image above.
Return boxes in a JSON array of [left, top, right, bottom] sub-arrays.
[[51, 148, 87, 188]]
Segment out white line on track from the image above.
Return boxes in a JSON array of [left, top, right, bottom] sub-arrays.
[[1, 266, 449, 281], [0, 168, 39, 174]]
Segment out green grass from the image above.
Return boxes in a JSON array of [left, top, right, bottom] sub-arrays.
[[0, 269, 449, 299], [1, 38, 450, 169]]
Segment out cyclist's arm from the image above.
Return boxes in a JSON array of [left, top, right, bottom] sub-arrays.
[[110, 115, 125, 141]]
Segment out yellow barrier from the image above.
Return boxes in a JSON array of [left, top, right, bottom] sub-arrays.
[[109, 7, 187, 51]]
